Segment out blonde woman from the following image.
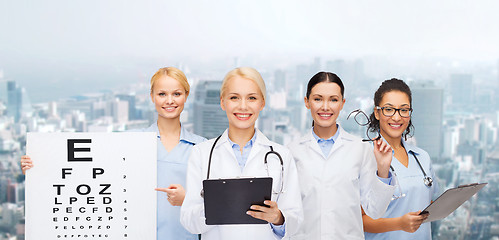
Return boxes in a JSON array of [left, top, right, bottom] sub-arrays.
[[21, 67, 205, 240], [180, 67, 303, 239]]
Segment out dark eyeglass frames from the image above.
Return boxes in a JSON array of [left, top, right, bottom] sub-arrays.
[[375, 106, 412, 118], [346, 109, 381, 142]]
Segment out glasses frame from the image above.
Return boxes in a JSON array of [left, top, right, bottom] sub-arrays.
[[375, 106, 413, 118], [347, 109, 381, 142]]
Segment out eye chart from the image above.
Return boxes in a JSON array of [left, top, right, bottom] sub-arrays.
[[25, 132, 157, 240]]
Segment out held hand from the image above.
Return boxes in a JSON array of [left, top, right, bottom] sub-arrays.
[[399, 211, 429, 233], [155, 184, 186, 206], [21, 155, 34, 175], [373, 138, 392, 178], [246, 200, 284, 225]]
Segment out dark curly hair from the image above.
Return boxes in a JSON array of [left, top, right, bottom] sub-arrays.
[[368, 78, 414, 140]]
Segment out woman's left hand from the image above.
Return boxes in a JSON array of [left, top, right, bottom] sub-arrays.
[[155, 184, 186, 206], [373, 138, 393, 178], [247, 200, 284, 225]]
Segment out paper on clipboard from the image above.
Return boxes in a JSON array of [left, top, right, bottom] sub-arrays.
[[421, 183, 487, 223]]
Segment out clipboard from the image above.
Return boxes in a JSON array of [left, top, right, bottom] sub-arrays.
[[203, 177, 272, 225], [420, 183, 487, 223]]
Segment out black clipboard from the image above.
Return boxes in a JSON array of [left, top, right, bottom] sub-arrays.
[[420, 183, 487, 223], [203, 177, 272, 225]]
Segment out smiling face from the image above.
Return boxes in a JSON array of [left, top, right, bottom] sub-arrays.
[[150, 75, 187, 121], [305, 82, 345, 130], [220, 76, 265, 131], [375, 90, 411, 141]]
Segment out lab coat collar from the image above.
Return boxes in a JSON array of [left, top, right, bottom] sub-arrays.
[[299, 125, 355, 144], [300, 125, 355, 158], [215, 128, 272, 149]]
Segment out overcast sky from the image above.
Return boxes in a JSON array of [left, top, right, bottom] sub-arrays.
[[1, 0, 499, 101]]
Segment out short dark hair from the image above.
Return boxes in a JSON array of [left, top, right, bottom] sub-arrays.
[[368, 78, 414, 140]]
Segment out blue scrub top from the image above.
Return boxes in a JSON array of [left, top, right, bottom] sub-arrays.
[[365, 139, 439, 240], [135, 123, 206, 240]]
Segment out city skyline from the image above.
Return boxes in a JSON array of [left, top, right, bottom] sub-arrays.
[[2, 1, 499, 102], [1, 1, 499, 239]]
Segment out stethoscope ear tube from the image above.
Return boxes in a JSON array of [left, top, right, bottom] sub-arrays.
[[201, 135, 286, 199], [206, 135, 222, 180]]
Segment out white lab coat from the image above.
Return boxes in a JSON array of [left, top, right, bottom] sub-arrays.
[[180, 128, 303, 240], [288, 126, 395, 240]]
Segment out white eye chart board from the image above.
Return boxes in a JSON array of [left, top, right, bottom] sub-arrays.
[[25, 132, 157, 240]]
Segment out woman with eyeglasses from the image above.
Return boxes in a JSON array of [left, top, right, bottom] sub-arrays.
[[287, 72, 396, 239], [180, 67, 303, 240], [362, 78, 439, 240]]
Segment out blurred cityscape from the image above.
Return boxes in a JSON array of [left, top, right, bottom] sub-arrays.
[[0, 57, 498, 240]]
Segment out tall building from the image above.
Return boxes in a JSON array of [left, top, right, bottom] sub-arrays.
[[1, 80, 33, 122], [274, 70, 286, 92], [0, 80, 7, 104], [449, 74, 473, 110], [117, 94, 137, 120], [111, 98, 129, 123], [193, 81, 228, 139], [411, 81, 444, 162]]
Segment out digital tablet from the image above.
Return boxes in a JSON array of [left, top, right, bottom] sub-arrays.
[[203, 177, 272, 225]]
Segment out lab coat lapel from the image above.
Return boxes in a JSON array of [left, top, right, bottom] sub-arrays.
[[326, 125, 353, 160], [245, 129, 270, 170], [301, 129, 324, 158], [218, 129, 240, 174]]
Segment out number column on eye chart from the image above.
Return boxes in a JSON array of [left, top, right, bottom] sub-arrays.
[[122, 157, 129, 238]]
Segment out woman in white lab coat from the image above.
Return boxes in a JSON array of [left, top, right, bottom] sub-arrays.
[[288, 72, 396, 239], [180, 67, 303, 240]]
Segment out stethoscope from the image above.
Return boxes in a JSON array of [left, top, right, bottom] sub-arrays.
[[201, 134, 285, 201], [390, 151, 432, 200]]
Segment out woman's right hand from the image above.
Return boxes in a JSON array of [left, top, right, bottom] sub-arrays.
[[21, 155, 34, 175], [399, 211, 428, 233]]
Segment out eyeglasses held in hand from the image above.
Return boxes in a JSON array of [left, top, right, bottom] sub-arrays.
[[347, 109, 381, 142]]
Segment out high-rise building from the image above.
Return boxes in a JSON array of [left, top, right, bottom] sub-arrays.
[[0, 80, 7, 104], [111, 98, 129, 123], [449, 74, 473, 110], [117, 94, 137, 120], [2, 81, 32, 122], [411, 81, 444, 162], [193, 81, 228, 139], [274, 70, 286, 92]]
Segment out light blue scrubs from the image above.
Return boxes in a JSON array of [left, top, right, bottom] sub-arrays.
[[365, 139, 439, 240], [135, 123, 206, 240]]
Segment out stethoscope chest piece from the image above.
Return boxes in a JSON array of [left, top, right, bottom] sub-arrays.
[[424, 176, 433, 187]]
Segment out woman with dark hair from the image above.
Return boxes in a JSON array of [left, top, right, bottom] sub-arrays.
[[288, 72, 396, 239], [363, 78, 439, 240]]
